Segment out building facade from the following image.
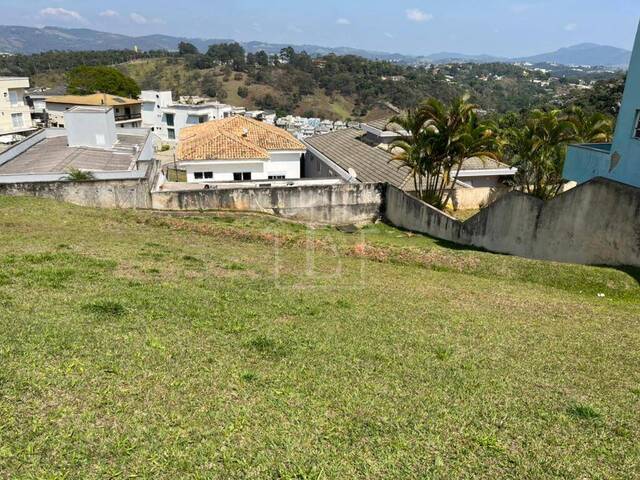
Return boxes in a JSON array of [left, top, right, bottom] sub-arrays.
[[0, 77, 34, 136], [564, 22, 640, 188], [140, 90, 236, 142]]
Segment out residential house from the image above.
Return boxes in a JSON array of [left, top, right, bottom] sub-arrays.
[[0, 77, 34, 137], [176, 116, 306, 183], [45, 93, 143, 128], [564, 22, 640, 188], [140, 90, 236, 142], [304, 124, 516, 210]]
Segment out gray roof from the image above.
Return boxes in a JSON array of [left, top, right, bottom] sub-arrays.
[[305, 128, 514, 191], [0, 135, 142, 175], [304, 128, 412, 190]]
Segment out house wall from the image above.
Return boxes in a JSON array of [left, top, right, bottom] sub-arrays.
[[182, 151, 302, 183], [0, 77, 33, 135], [151, 182, 384, 225], [46, 102, 142, 128], [385, 178, 640, 267], [154, 104, 234, 142]]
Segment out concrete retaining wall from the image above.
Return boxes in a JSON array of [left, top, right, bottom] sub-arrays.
[[151, 183, 384, 225], [385, 178, 640, 267], [0, 178, 152, 209]]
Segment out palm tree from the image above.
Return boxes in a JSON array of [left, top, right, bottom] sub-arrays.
[[566, 106, 614, 144], [419, 95, 500, 208], [504, 109, 576, 200], [387, 109, 429, 197]]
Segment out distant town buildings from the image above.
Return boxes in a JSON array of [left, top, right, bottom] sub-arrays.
[[275, 115, 356, 140], [0, 77, 34, 138]]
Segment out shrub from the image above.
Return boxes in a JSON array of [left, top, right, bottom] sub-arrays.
[[66, 168, 95, 182]]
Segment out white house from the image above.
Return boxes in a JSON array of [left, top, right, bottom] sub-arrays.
[[177, 116, 306, 183], [0, 77, 34, 136], [140, 90, 235, 142]]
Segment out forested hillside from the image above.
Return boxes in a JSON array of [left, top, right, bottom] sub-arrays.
[[0, 44, 624, 120]]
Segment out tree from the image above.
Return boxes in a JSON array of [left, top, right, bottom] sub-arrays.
[[65, 66, 140, 98], [237, 86, 249, 98], [255, 50, 269, 67], [178, 42, 199, 55], [389, 95, 499, 209], [566, 106, 614, 143], [503, 109, 576, 200]]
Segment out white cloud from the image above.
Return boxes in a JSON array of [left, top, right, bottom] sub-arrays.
[[129, 12, 165, 25], [39, 7, 87, 23], [406, 9, 433, 23], [99, 10, 119, 18], [336, 18, 351, 25], [384, 32, 394, 39], [564, 23, 578, 32]]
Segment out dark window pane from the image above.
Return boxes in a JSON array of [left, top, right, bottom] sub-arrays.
[[204, 172, 213, 179], [242, 172, 252, 181], [233, 172, 242, 181], [194, 172, 203, 179]]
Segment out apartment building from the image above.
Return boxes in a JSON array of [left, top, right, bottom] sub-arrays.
[[0, 77, 34, 136]]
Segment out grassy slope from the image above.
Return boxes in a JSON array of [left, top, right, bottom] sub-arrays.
[[0, 196, 639, 478]]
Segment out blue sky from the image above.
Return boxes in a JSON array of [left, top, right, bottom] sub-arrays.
[[3, 0, 639, 56]]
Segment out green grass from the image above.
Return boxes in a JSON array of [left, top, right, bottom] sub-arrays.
[[1, 196, 640, 478]]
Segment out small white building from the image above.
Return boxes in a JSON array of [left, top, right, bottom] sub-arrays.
[[0, 77, 34, 136], [177, 116, 306, 183], [140, 90, 235, 142]]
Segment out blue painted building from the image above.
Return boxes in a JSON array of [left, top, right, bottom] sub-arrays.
[[564, 22, 640, 188]]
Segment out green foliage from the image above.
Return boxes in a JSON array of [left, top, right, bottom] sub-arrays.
[[66, 66, 141, 98], [389, 95, 500, 208], [178, 41, 199, 55], [237, 86, 249, 98], [65, 168, 95, 182]]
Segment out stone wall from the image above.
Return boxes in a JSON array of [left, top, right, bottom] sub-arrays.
[[151, 183, 384, 225], [384, 178, 640, 267]]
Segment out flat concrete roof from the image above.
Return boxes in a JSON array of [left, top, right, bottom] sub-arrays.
[[0, 135, 143, 175]]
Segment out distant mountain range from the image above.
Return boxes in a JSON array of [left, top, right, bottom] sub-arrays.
[[0, 25, 632, 68]]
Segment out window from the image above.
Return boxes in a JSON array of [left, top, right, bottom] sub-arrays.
[[8, 90, 19, 106], [168, 128, 175, 140], [194, 172, 204, 180], [635, 111, 640, 139], [204, 172, 213, 179], [11, 113, 23, 128], [233, 172, 252, 181], [166, 113, 175, 127], [268, 175, 286, 180]]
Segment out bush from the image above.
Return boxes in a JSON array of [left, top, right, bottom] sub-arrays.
[[66, 168, 95, 182], [237, 86, 249, 98]]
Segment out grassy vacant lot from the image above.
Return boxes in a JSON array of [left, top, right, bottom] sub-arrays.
[[1, 195, 639, 479]]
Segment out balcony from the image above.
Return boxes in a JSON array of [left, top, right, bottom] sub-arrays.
[[563, 143, 612, 184], [115, 113, 142, 122]]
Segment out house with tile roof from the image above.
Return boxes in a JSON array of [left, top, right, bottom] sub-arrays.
[[303, 122, 516, 210], [45, 93, 142, 128], [176, 116, 306, 183]]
